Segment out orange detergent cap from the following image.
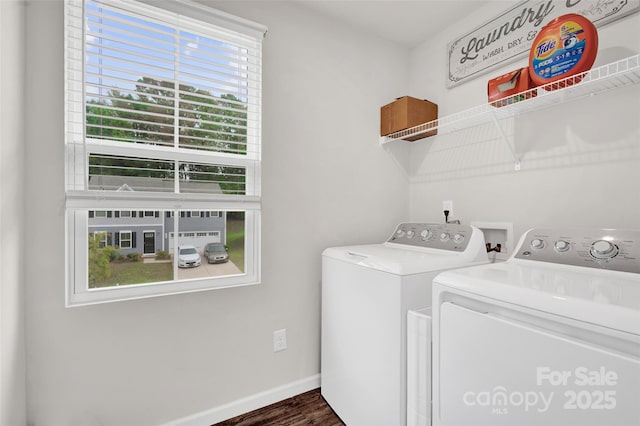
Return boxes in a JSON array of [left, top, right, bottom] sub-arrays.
[[529, 13, 598, 90]]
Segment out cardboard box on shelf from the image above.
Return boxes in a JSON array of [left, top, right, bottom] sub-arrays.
[[380, 96, 438, 141]]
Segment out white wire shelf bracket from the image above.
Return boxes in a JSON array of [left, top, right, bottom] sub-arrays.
[[380, 54, 640, 147], [488, 109, 521, 171]]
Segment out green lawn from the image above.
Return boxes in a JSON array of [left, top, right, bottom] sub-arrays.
[[226, 217, 245, 272], [90, 261, 173, 288]]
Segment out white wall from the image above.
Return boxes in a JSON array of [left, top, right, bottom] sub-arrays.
[[0, 0, 27, 424], [24, 1, 408, 425], [23, 2, 638, 424], [407, 3, 640, 245]]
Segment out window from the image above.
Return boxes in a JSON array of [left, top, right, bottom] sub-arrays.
[[119, 231, 133, 249], [93, 231, 112, 248], [65, 0, 265, 306]]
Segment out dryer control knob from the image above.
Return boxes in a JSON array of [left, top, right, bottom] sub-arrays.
[[453, 234, 465, 243], [396, 229, 406, 238], [407, 230, 415, 238], [420, 229, 432, 240], [590, 240, 618, 259], [554, 240, 570, 252], [531, 239, 545, 250], [440, 232, 450, 242]]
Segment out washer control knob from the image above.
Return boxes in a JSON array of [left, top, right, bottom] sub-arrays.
[[396, 229, 406, 238], [453, 234, 465, 244], [531, 239, 545, 250], [554, 240, 570, 252], [406, 230, 415, 239], [440, 232, 450, 242], [420, 229, 432, 240], [590, 240, 618, 259]]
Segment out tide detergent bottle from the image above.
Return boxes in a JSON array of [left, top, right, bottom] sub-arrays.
[[529, 13, 598, 90]]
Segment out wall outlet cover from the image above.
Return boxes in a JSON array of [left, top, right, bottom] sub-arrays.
[[273, 329, 287, 352], [443, 200, 453, 217]]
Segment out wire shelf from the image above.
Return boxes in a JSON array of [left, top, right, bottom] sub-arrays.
[[380, 55, 640, 145]]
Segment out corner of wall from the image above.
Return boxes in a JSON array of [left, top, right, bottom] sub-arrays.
[[0, 0, 28, 425]]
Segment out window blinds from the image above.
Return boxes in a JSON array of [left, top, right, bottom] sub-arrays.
[[65, 0, 263, 208]]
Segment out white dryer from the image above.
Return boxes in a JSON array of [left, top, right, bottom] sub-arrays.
[[432, 228, 640, 426], [321, 223, 488, 426]]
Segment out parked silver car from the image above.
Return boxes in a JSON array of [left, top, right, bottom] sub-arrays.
[[203, 243, 229, 264], [178, 245, 201, 268]]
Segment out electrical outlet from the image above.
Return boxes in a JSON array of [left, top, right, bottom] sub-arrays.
[[273, 329, 287, 352], [443, 200, 453, 217]]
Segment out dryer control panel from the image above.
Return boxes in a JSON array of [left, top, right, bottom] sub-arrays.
[[515, 228, 640, 274], [387, 223, 475, 252]]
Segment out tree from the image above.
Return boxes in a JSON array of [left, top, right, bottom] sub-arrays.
[[86, 77, 248, 195], [88, 233, 115, 286], [87, 78, 247, 151]]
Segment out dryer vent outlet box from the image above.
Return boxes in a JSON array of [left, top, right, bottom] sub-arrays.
[[471, 221, 513, 262]]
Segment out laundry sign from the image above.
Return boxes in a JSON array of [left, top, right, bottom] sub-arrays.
[[447, 0, 640, 87]]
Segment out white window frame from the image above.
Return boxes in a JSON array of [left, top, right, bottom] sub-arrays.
[[64, 0, 265, 307], [93, 231, 111, 248], [119, 230, 132, 249]]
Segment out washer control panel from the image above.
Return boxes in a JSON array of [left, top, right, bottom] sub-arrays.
[[515, 228, 640, 273], [387, 223, 474, 251]]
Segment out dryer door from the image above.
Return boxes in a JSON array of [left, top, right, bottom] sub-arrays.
[[433, 302, 640, 426]]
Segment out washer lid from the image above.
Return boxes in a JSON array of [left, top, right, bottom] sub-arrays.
[[434, 261, 640, 335], [322, 243, 487, 275]]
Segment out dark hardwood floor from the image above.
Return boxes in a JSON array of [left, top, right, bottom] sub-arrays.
[[212, 388, 345, 426]]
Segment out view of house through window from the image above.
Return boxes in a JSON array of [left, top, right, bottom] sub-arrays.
[[88, 210, 245, 288], [65, 0, 264, 305]]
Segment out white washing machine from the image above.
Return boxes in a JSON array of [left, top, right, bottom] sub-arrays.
[[432, 228, 640, 426], [321, 223, 488, 426]]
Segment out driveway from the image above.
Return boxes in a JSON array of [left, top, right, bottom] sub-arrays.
[[177, 259, 242, 280]]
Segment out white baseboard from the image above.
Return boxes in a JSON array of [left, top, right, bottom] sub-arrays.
[[161, 374, 321, 426]]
